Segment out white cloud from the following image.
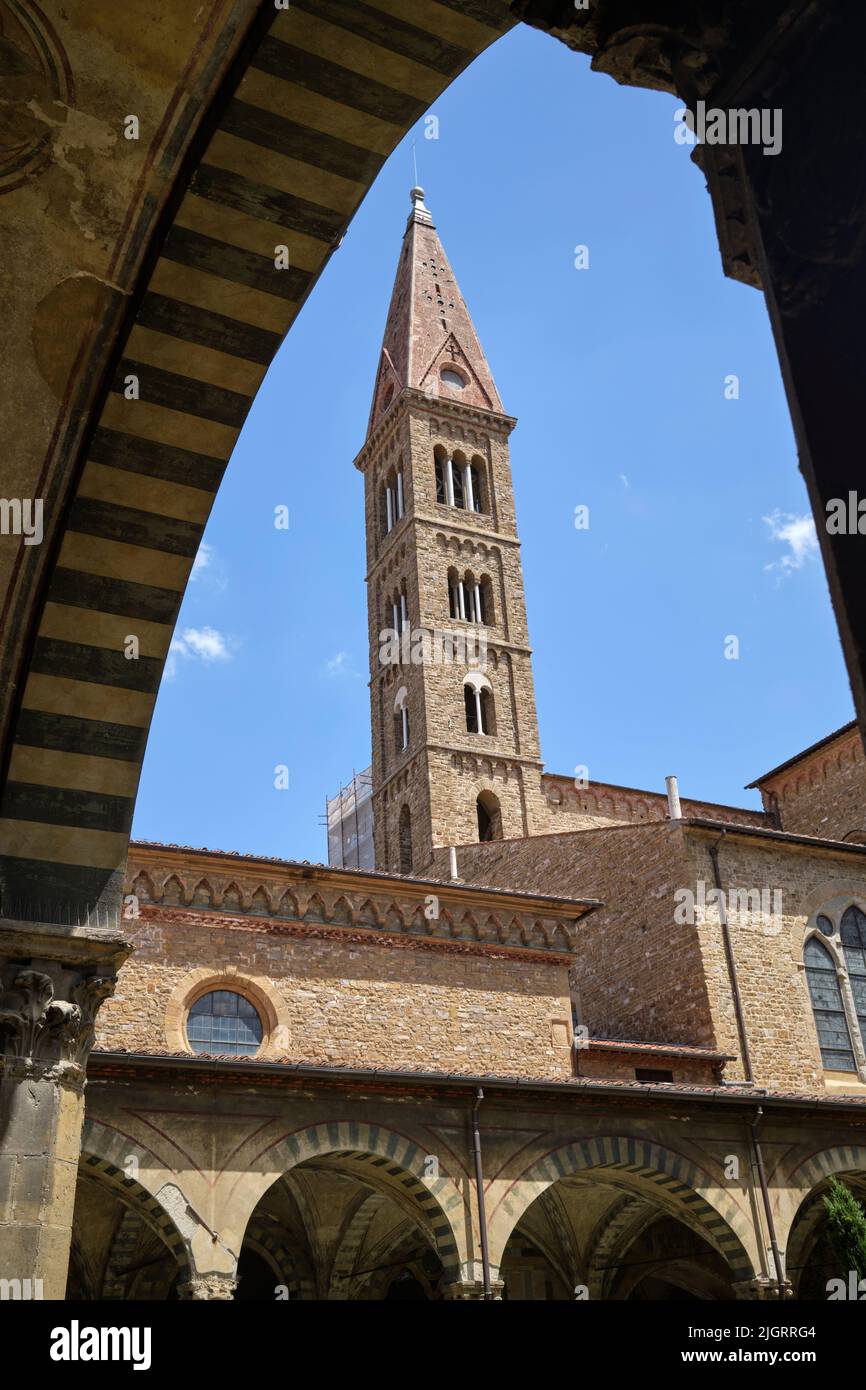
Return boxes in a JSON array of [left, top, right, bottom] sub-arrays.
[[191, 543, 212, 577], [762, 510, 818, 578], [191, 542, 227, 593], [165, 626, 232, 680], [324, 651, 362, 680], [619, 473, 630, 490]]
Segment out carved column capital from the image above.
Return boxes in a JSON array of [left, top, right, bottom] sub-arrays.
[[442, 1278, 505, 1300], [0, 919, 130, 1084], [733, 1275, 794, 1300], [509, 0, 752, 96], [0, 964, 117, 1081]]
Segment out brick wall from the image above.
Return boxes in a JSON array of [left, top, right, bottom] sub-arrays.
[[536, 774, 766, 835], [432, 823, 716, 1049], [756, 724, 866, 842], [361, 398, 548, 872]]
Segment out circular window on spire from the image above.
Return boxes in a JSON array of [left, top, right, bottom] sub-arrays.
[[441, 368, 466, 389]]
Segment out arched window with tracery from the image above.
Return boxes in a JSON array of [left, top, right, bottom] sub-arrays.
[[841, 904, 866, 1052], [448, 567, 464, 621], [469, 457, 485, 513], [804, 935, 856, 1071], [451, 452, 465, 509], [448, 570, 490, 625], [434, 447, 447, 504], [434, 448, 485, 514], [387, 587, 408, 636]]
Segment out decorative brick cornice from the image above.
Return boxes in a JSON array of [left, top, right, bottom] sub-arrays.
[[542, 772, 766, 828], [355, 390, 516, 473], [138, 903, 574, 966]]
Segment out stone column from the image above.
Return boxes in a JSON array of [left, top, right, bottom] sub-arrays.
[[733, 1275, 793, 1300], [177, 1273, 237, 1300], [0, 920, 129, 1300], [443, 1277, 505, 1300]]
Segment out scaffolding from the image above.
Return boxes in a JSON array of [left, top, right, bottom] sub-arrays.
[[325, 766, 374, 870]]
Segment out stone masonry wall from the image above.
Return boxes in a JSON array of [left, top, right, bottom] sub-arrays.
[[96, 910, 575, 1080], [686, 831, 866, 1092], [432, 823, 866, 1095]]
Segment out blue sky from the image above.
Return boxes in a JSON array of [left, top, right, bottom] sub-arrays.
[[131, 23, 854, 861]]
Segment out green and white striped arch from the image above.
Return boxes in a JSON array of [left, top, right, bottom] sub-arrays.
[[489, 1134, 757, 1282], [0, 0, 517, 918]]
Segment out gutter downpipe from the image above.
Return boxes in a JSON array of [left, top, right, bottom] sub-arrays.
[[751, 1105, 787, 1300], [708, 832, 785, 1298], [472, 1087, 493, 1299]]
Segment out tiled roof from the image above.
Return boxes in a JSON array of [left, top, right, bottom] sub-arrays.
[[89, 1049, 866, 1109]]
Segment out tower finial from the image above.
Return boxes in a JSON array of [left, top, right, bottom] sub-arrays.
[[407, 184, 433, 228]]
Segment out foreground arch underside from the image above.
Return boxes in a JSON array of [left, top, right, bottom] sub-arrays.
[[0, 0, 518, 915], [2, 1, 866, 918]]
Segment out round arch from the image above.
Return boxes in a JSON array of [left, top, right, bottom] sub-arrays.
[[488, 1135, 756, 1284], [0, 0, 518, 920], [228, 1120, 466, 1282], [77, 1119, 193, 1286], [163, 965, 288, 1057], [780, 1143, 866, 1233], [780, 1145, 866, 1295]]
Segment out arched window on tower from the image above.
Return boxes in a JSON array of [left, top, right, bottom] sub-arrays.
[[394, 686, 410, 755], [469, 458, 485, 514], [451, 453, 465, 509], [382, 465, 405, 536], [464, 570, 486, 624], [804, 934, 856, 1071], [434, 448, 484, 514], [398, 804, 413, 874], [388, 588, 409, 637], [447, 567, 464, 621], [464, 675, 494, 736], [434, 447, 447, 505], [476, 791, 502, 843]]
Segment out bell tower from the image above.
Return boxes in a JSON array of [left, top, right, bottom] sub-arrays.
[[354, 189, 546, 874]]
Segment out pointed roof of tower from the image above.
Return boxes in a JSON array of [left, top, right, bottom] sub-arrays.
[[366, 188, 504, 438]]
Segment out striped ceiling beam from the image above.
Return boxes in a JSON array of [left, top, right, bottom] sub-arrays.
[[0, 0, 516, 921]]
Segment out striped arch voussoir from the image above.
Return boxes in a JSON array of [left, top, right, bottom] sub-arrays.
[[79, 1119, 191, 1272], [493, 1135, 755, 1282], [788, 1145, 866, 1202], [264, 1120, 463, 1280]]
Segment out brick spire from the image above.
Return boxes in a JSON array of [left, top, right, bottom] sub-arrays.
[[367, 188, 504, 438]]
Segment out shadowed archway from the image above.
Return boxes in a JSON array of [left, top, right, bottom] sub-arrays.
[[489, 1135, 756, 1293]]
